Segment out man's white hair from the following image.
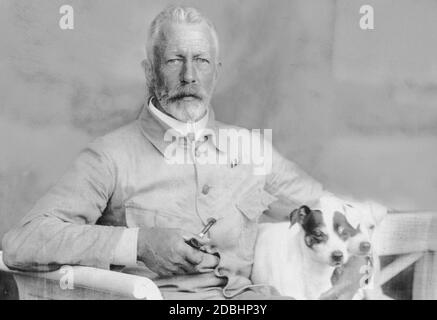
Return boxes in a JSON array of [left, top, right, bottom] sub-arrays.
[[146, 5, 220, 65]]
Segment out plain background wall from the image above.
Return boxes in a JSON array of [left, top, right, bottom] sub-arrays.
[[1, 0, 437, 243]]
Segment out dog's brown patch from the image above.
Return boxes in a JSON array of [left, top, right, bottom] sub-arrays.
[[333, 211, 360, 240]]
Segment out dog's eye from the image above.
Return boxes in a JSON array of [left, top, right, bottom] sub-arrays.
[[336, 225, 350, 239], [313, 230, 323, 238], [369, 225, 375, 230], [312, 236, 323, 244], [312, 230, 326, 243]]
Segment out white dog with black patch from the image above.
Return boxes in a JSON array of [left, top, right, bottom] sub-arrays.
[[251, 195, 385, 300]]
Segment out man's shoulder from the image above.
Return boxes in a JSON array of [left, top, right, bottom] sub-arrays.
[[94, 120, 139, 142], [88, 120, 148, 155]]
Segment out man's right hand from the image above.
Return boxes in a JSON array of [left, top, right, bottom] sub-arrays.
[[136, 227, 218, 277]]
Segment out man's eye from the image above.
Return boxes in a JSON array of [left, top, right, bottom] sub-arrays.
[[195, 58, 209, 64], [167, 59, 182, 65]]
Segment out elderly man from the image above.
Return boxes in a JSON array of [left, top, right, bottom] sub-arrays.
[[2, 5, 370, 300]]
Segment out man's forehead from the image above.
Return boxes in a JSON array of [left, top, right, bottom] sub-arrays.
[[158, 22, 216, 55]]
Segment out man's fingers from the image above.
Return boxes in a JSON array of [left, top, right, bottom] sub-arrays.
[[183, 245, 205, 265], [179, 263, 197, 274], [191, 235, 210, 246], [200, 252, 220, 268], [200, 245, 215, 254], [181, 231, 210, 242], [319, 282, 350, 300], [155, 267, 174, 277], [182, 234, 211, 247], [174, 262, 198, 275], [321, 257, 367, 299]]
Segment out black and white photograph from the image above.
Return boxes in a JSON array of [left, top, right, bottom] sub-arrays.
[[0, 0, 436, 305]]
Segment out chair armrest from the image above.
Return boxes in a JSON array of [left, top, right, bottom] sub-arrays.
[[0, 251, 163, 300], [375, 211, 437, 256]]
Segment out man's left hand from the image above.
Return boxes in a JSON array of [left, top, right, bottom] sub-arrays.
[[319, 255, 368, 300]]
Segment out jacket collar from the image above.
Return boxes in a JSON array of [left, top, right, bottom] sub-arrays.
[[147, 97, 210, 140], [137, 99, 225, 158]]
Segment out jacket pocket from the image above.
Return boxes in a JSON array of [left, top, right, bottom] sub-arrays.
[[124, 204, 198, 231], [124, 205, 157, 228], [236, 185, 277, 221]]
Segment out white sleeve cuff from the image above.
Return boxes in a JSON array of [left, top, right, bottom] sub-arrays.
[[111, 228, 139, 266]]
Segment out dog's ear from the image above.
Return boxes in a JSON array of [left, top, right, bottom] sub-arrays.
[[289, 205, 311, 228]]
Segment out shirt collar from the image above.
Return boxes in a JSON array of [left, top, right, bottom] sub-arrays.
[[148, 98, 210, 141], [137, 97, 225, 157]]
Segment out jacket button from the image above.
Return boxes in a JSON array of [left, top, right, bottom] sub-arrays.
[[202, 184, 210, 195]]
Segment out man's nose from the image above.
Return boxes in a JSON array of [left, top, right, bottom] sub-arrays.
[[181, 60, 197, 84]]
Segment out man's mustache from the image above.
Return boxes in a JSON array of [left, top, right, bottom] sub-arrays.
[[168, 86, 204, 102]]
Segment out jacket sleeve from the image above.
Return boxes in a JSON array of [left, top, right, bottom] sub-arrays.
[[1, 139, 134, 272], [264, 145, 329, 207]]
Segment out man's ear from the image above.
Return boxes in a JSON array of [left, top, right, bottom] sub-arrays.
[[289, 205, 311, 228], [141, 59, 154, 82], [214, 61, 222, 82]]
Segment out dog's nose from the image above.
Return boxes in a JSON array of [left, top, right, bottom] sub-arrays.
[[360, 241, 371, 253], [331, 250, 344, 263]]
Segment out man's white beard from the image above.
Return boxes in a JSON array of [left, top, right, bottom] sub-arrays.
[[159, 98, 208, 122]]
